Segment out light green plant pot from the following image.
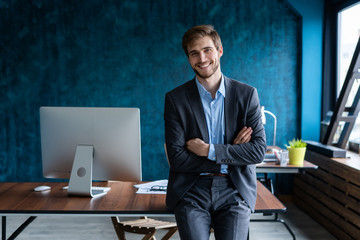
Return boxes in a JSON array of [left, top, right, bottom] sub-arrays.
[[287, 147, 306, 165]]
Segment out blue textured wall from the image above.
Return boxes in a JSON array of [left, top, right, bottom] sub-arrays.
[[0, 0, 300, 182]]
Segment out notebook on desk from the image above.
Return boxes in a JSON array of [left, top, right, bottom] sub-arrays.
[[264, 153, 276, 162]]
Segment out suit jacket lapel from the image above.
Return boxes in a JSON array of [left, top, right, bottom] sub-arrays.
[[224, 76, 236, 144], [186, 79, 209, 143]]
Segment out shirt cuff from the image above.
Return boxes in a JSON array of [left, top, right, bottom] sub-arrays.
[[208, 144, 216, 161]]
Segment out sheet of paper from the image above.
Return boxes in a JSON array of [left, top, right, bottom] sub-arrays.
[[133, 179, 168, 188], [135, 188, 166, 194], [134, 179, 168, 194]]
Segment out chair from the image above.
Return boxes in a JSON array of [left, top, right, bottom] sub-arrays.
[[111, 216, 178, 240]]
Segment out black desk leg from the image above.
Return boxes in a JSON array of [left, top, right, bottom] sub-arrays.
[[2, 216, 6, 240], [2, 216, 36, 240], [258, 173, 274, 194], [277, 214, 296, 240]]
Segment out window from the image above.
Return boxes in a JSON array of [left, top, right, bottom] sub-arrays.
[[337, 2, 360, 141]]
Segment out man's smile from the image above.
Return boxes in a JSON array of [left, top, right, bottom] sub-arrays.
[[197, 62, 212, 69]]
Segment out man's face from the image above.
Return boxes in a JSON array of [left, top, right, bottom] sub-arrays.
[[187, 36, 223, 80]]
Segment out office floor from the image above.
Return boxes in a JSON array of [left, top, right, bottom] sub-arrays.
[[3, 203, 335, 240]]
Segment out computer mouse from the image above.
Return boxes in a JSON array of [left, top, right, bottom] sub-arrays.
[[34, 185, 51, 192]]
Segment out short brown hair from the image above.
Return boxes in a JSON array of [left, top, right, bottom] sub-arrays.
[[182, 25, 222, 57]]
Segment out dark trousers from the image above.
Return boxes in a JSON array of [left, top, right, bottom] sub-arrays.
[[173, 176, 251, 240]]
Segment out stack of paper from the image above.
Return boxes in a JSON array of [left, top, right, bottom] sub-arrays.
[[133, 179, 168, 194]]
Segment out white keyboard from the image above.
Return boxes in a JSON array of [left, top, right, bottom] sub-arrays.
[[62, 186, 111, 192]]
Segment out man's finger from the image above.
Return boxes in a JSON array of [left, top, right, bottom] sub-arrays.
[[233, 127, 252, 144], [234, 127, 248, 141]]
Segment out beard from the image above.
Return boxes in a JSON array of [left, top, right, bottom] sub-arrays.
[[192, 60, 220, 79]]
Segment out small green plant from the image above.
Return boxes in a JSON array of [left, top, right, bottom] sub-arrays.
[[285, 138, 307, 148]]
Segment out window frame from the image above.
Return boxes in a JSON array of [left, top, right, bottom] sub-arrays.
[[322, 0, 360, 138]]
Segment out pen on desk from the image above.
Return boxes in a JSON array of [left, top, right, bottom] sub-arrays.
[[150, 185, 167, 192]]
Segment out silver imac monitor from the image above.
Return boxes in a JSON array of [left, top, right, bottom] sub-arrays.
[[39, 107, 142, 197]]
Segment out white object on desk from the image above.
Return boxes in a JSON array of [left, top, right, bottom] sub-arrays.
[[134, 180, 168, 194], [34, 186, 51, 192]]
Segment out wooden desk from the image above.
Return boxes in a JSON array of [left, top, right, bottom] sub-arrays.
[[0, 181, 285, 239], [256, 160, 318, 194], [256, 160, 318, 174]]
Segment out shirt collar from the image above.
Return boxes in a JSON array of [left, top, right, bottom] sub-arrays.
[[195, 75, 226, 98]]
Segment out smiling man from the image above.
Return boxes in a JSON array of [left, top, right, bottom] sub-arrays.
[[164, 25, 266, 240]]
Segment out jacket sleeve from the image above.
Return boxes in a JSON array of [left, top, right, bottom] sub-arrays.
[[214, 88, 267, 166], [164, 92, 221, 173]]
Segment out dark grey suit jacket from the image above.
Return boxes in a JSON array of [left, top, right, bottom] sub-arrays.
[[164, 76, 266, 211]]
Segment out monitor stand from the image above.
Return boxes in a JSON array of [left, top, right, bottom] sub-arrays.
[[67, 145, 108, 198]]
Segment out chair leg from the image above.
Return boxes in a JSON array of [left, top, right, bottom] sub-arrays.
[[161, 227, 178, 240], [142, 231, 156, 240], [111, 217, 126, 240]]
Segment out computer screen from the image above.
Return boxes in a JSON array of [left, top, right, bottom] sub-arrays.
[[39, 107, 142, 197]]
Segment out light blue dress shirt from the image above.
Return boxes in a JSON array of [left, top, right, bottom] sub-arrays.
[[195, 76, 228, 174]]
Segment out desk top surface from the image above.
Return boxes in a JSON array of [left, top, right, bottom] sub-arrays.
[[0, 181, 285, 215], [257, 160, 318, 169]]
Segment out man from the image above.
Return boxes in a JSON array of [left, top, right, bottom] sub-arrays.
[[164, 25, 266, 240]]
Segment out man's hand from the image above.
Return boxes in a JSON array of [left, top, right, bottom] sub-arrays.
[[186, 138, 210, 157], [233, 126, 252, 144]]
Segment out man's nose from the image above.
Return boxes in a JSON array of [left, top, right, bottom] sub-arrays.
[[199, 52, 206, 62]]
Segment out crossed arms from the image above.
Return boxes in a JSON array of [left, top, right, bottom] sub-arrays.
[[186, 126, 253, 157]]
